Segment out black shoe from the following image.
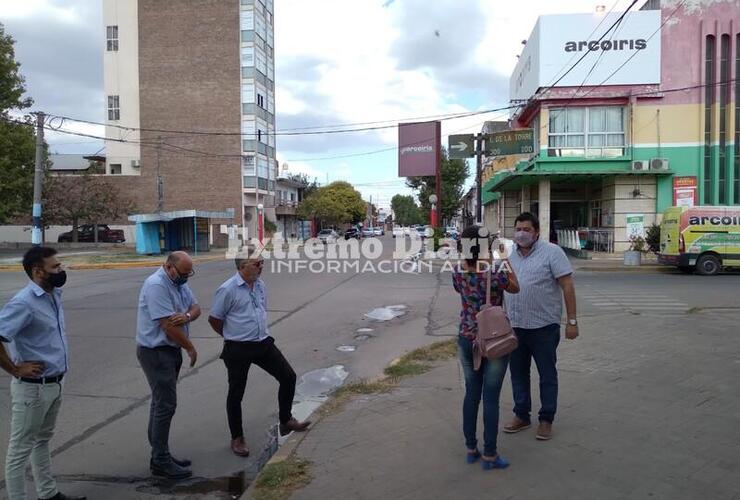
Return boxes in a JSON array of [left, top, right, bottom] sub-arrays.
[[39, 493, 87, 500], [172, 456, 192, 468], [150, 460, 192, 479]]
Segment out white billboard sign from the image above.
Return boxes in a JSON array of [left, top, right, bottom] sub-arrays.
[[510, 10, 661, 102]]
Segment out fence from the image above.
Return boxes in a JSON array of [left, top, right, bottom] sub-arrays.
[[556, 228, 614, 254]]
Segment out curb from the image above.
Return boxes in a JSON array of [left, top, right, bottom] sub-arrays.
[[574, 265, 669, 273], [240, 361, 401, 499], [0, 255, 225, 272]]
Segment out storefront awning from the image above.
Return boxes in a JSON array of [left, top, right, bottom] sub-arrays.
[[128, 209, 235, 223], [486, 168, 673, 193]]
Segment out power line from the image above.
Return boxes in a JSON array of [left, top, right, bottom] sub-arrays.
[[47, 106, 515, 139]]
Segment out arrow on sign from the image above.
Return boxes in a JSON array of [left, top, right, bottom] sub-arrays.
[[451, 142, 468, 153]]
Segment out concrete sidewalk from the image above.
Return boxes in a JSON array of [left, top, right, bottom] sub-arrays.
[[269, 309, 740, 500]]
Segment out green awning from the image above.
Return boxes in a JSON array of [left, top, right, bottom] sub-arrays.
[[486, 169, 673, 192]]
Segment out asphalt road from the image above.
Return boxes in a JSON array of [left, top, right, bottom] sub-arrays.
[[1, 241, 739, 498]]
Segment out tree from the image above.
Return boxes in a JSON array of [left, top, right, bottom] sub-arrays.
[[42, 172, 136, 242], [391, 194, 422, 226], [286, 172, 319, 198], [0, 23, 41, 223], [405, 148, 469, 225], [296, 181, 366, 228]]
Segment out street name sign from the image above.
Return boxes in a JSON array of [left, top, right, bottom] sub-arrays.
[[484, 129, 534, 156], [448, 134, 475, 159]]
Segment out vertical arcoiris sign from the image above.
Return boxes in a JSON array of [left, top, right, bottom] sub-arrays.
[[673, 176, 697, 207], [398, 121, 440, 177]]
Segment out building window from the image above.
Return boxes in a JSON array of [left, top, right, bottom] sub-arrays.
[[110, 163, 122, 175], [548, 106, 625, 157], [107, 95, 120, 121], [242, 155, 255, 175], [242, 82, 255, 103], [704, 35, 716, 204], [257, 93, 265, 108], [244, 176, 256, 188], [106, 26, 118, 51], [718, 35, 730, 204], [735, 34, 740, 203]]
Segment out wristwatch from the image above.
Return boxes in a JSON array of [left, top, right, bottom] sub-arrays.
[[186, 312, 192, 322], [567, 318, 578, 326]]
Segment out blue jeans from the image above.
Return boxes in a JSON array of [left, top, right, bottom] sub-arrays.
[[457, 336, 509, 457], [509, 324, 561, 423]]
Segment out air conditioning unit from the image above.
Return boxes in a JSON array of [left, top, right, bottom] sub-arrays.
[[131, 160, 141, 168], [631, 160, 649, 171], [650, 158, 669, 171]]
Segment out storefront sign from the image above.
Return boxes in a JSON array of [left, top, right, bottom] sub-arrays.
[[673, 176, 697, 207], [398, 121, 440, 177], [626, 214, 645, 238]]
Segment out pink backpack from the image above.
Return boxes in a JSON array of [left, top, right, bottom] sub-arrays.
[[473, 265, 518, 371]]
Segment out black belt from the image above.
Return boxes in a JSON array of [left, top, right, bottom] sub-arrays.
[[18, 374, 64, 384]]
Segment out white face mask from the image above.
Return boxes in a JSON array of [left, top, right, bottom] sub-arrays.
[[514, 230, 536, 248]]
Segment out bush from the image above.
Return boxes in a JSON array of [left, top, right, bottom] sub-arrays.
[[264, 218, 277, 235], [645, 223, 660, 253], [628, 235, 647, 253]]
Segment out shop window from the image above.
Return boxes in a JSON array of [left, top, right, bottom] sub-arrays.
[[548, 107, 624, 157]]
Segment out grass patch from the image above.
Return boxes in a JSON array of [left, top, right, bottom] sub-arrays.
[[253, 457, 313, 500], [384, 362, 429, 378], [322, 340, 458, 416]]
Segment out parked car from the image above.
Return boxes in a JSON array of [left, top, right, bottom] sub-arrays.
[[392, 226, 404, 238], [373, 227, 384, 236], [57, 224, 125, 243], [415, 226, 433, 239], [445, 227, 459, 240], [317, 229, 338, 244], [344, 227, 361, 240], [362, 227, 376, 237]]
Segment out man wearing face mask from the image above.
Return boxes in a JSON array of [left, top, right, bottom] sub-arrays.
[[0, 247, 85, 500], [136, 251, 201, 479], [502, 212, 578, 441], [208, 248, 310, 458]]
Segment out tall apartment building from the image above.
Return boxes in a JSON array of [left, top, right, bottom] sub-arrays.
[[102, 0, 277, 240]]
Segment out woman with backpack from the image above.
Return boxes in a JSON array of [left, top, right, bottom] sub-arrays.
[[452, 225, 520, 470]]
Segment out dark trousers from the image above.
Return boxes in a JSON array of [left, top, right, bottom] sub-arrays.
[[221, 337, 297, 439], [509, 324, 560, 423], [137, 345, 182, 465]]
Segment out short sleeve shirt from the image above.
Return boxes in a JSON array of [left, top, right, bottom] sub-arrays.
[[136, 267, 198, 348], [504, 239, 573, 329], [210, 274, 269, 342], [0, 281, 69, 377], [452, 263, 509, 340]]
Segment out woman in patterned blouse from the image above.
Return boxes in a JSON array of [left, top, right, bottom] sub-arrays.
[[452, 225, 520, 470]]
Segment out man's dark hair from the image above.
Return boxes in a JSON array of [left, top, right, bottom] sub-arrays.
[[22, 246, 58, 279], [515, 212, 540, 231]]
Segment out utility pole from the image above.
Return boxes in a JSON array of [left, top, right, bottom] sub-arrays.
[[475, 132, 484, 225], [156, 136, 164, 212], [31, 112, 45, 246]]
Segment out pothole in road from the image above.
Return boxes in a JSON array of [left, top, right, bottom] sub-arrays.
[[356, 327, 374, 332], [336, 345, 357, 352], [354, 334, 372, 341], [137, 471, 247, 498]]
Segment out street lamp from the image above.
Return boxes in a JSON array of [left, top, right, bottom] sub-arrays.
[[428, 194, 438, 228], [257, 203, 264, 244]]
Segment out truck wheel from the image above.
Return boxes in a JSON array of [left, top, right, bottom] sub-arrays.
[[696, 254, 721, 276], [678, 266, 695, 274]]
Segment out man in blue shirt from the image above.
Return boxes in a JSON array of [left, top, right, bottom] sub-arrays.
[[208, 252, 310, 457], [0, 247, 85, 500], [503, 213, 579, 441], [136, 251, 201, 479]]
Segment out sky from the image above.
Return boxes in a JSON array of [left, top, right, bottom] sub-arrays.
[[0, 0, 645, 210]]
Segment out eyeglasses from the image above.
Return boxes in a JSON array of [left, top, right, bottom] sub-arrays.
[[173, 265, 195, 278]]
